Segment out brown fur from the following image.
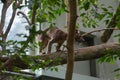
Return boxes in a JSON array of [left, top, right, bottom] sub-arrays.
[[37, 27, 84, 54]]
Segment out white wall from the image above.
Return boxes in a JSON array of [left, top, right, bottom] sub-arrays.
[[35, 68, 99, 80]]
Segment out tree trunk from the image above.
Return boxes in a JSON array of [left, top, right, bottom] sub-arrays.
[[65, 0, 77, 80]]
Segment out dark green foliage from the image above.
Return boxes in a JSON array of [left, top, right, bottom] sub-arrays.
[[98, 49, 120, 64], [114, 34, 120, 43], [98, 48, 120, 78]]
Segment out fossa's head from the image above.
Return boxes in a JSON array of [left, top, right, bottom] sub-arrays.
[[75, 30, 85, 42]]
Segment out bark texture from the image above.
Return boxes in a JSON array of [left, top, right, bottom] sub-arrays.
[[65, 0, 77, 80], [0, 43, 120, 70]]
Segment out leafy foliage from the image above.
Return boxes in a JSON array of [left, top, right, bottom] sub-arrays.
[[78, 0, 98, 28], [77, 0, 114, 28], [98, 49, 120, 78], [28, 0, 66, 26], [98, 49, 120, 64]]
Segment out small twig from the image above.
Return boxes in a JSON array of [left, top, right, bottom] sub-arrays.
[[17, 11, 31, 26], [81, 28, 120, 37]]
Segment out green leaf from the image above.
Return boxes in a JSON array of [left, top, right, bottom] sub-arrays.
[[108, 6, 113, 9], [113, 68, 120, 72], [102, 7, 108, 11], [55, 67, 58, 72], [80, 13, 86, 17], [92, 24, 96, 28], [105, 19, 110, 25], [84, 1, 90, 10], [114, 34, 120, 37], [78, 0, 82, 6], [117, 20, 120, 28], [115, 74, 120, 79], [83, 23, 87, 27], [97, 13, 106, 20]]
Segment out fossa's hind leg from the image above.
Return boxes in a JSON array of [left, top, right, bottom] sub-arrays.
[[56, 40, 65, 52]]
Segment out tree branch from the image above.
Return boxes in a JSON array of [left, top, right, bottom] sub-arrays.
[[4, 8, 16, 40], [31, 0, 37, 25], [0, 42, 119, 70], [0, 0, 12, 35], [82, 28, 120, 37], [4, 0, 23, 39], [17, 11, 31, 26], [101, 3, 120, 43], [30, 42, 120, 63]]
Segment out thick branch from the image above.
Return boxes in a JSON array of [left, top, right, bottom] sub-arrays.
[[31, 42, 120, 63], [0, 43, 119, 70]]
